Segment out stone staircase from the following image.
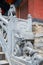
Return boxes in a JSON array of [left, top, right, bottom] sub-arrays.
[[0, 46, 9, 65]]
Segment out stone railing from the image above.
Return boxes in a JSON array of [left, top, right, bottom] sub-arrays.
[[0, 13, 34, 65], [0, 13, 12, 65]]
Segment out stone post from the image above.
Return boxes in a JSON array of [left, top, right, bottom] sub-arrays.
[[28, 14, 32, 32]]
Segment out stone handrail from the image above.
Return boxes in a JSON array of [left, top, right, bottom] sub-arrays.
[[0, 14, 34, 65], [0, 13, 11, 65]]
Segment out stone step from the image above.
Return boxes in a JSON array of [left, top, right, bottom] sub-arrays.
[[0, 60, 9, 65], [0, 46, 9, 65], [0, 52, 5, 60]]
